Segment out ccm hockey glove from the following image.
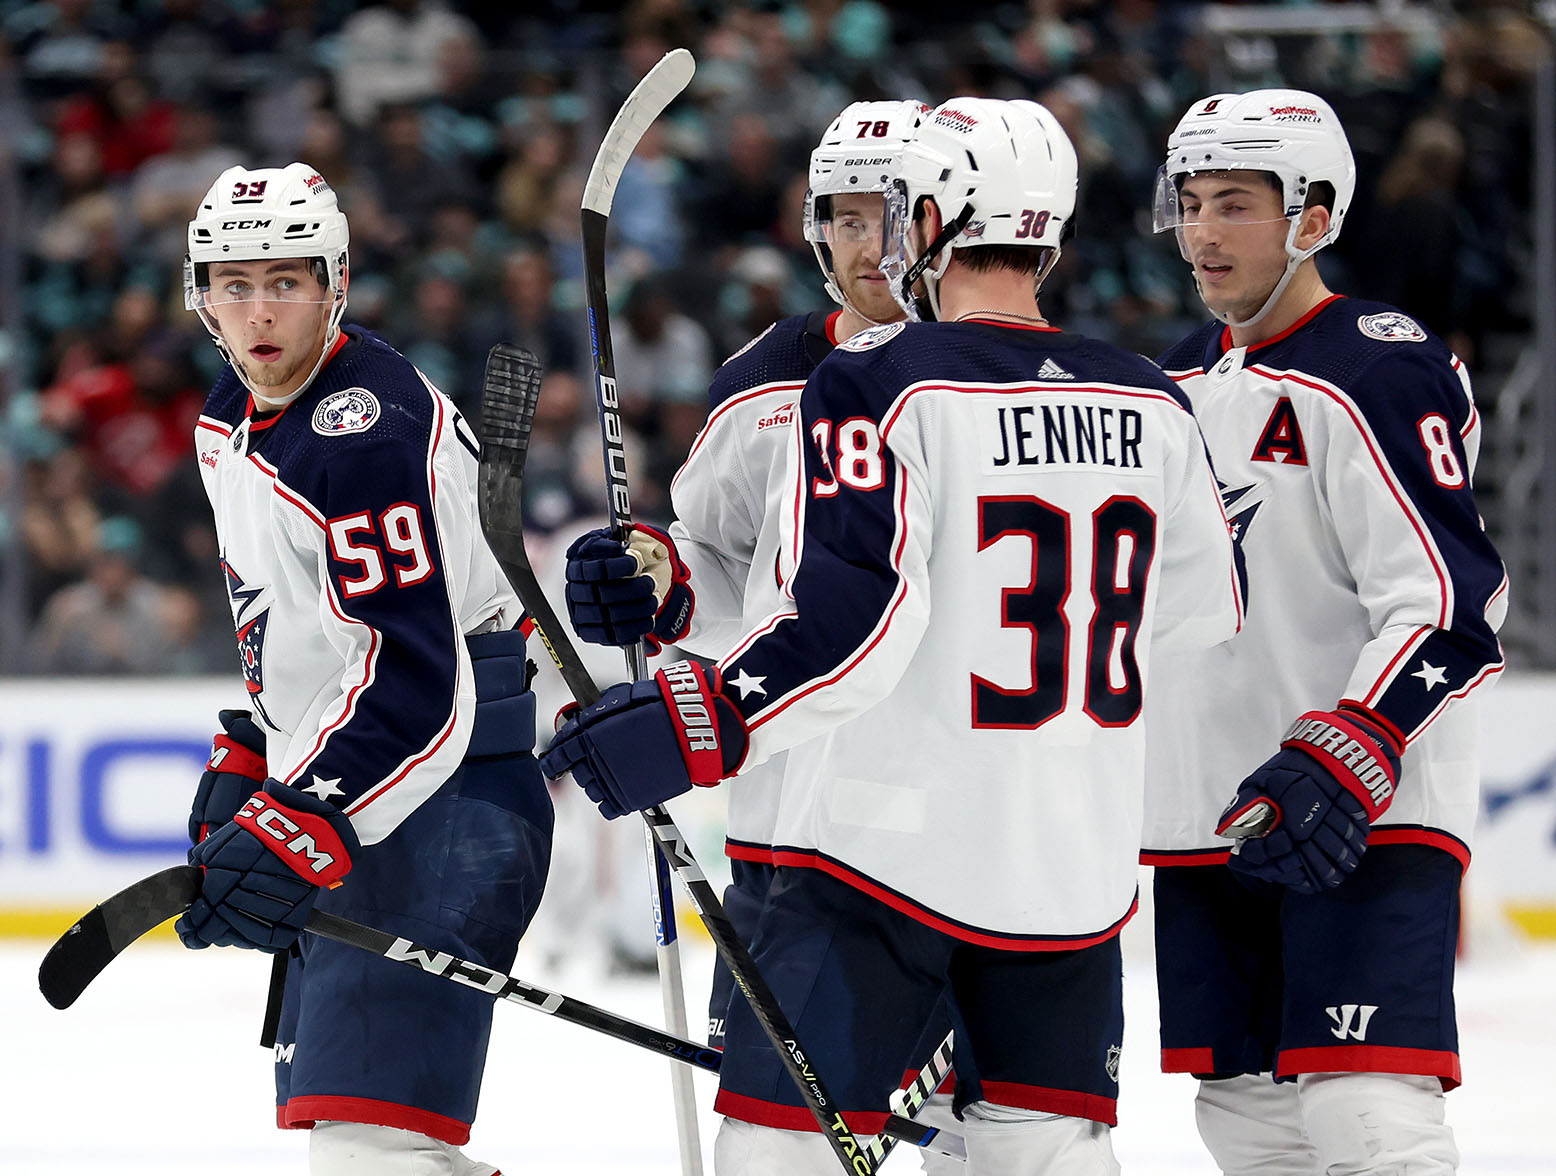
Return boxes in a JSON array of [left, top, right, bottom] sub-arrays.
[[564, 524, 694, 653], [1217, 704, 1403, 894], [188, 709, 268, 844], [540, 659, 747, 819], [177, 780, 360, 953]]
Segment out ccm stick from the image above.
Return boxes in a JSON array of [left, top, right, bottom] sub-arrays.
[[580, 47, 702, 1176], [36, 866, 965, 1161], [478, 344, 966, 1170]]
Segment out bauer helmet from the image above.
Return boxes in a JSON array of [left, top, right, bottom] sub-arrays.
[[1152, 89, 1356, 327], [804, 99, 929, 321], [184, 162, 350, 397], [881, 97, 1077, 321]]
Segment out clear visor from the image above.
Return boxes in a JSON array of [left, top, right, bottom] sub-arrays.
[[185, 259, 334, 310], [1151, 166, 1295, 259], [804, 190, 887, 246], [878, 181, 917, 316]]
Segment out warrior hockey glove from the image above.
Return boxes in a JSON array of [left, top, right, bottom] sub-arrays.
[[189, 709, 268, 844], [539, 659, 747, 819], [177, 780, 360, 953], [1216, 704, 1403, 895], [564, 524, 694, 653]]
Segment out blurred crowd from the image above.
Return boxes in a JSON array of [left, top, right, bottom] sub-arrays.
[[0, 0, 1544, 675]]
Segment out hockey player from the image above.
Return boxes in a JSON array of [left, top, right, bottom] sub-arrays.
[[543, 97, 1245, 1175], [561, 97, 967, 1172], [1143, 90, 1507, 1175], [562, 96, 923, 1037], [177, 162, 552, 1176]]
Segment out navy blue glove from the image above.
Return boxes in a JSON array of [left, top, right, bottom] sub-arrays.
[[176, 780, 360, 953], [189, 709, 268, 844], [466, 627, 538, 759], [539, 659, 747, 819], [1217, 705, 1403, 894], [564, 524, 694, 653]]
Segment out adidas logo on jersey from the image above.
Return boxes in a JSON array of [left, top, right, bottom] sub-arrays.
[[1037, 357, 1073, 380]]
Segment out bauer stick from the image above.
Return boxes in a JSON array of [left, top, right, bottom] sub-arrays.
[[479, 348, 963, 1171], [580, 47, 702, 1176], [37, 866, 966, 1161]]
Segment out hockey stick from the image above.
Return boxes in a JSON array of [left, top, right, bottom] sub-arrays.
[[580, 47, 703, 1176], [480, 357, 961, 1171], [37, 867, 965, 1160], [869, 1029, 956, 1167]]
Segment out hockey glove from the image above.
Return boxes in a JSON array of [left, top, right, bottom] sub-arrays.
[[189, 709, 268, 844], [1216, 704, 1403, 895], [466, 627, 538, 759], [176, 780, 360, 953], [539, 659, 747, 819], [564, 524, 694, 653]]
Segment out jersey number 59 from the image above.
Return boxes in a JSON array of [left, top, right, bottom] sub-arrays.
[[327, 505, 436, 597], [973, 494, 1156, 730]]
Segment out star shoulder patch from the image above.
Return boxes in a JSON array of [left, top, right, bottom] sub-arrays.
[[312, 388, 381, 436], [728, 669, 768, 699], [302, 775, 346, 802], [837, 322, 906, 353]]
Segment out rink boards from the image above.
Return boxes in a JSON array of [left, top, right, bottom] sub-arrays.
[[1, 674, 1554, 937]]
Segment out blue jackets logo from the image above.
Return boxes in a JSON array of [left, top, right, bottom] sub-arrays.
[[312, 387, 381, 435], [1357, 312, 1427, 343]]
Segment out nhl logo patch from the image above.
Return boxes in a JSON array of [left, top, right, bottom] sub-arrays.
[[1358, 312, 1427, 343], [312, 388, 381, 435], [837, 322, 905, 352]]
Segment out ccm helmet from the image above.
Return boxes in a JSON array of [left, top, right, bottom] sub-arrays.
[[185, 162, 350, 398], [881, 97, 1078, 321], [1153, 89, 1356, 327], [804, 99, 929, 321]]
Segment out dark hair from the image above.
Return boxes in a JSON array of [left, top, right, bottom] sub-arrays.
[[956, 244, 1050, 277]]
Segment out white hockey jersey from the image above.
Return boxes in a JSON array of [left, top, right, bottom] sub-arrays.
[[1142, 297, 1507, 865], [669, 310, 843, 862], [195, 327, 520, 845], [715, 318, 1245, 946]]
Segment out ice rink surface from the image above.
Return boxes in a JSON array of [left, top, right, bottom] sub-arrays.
[[5, 903, 1553, 1176]]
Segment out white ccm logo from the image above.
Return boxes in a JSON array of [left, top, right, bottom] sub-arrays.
[[1326, 1003, 1379, 1041], [239, 796, 337, 875]]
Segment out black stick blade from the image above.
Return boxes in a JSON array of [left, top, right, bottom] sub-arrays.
[[478, 344, 543, 566], [39, 865, 200, 1009], [480, 344, 543, 466]]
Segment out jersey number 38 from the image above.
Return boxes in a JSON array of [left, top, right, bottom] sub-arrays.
[[973, 494, 1156, 730]]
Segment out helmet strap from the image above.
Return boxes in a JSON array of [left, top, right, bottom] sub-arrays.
[[894, 201, 973, 323], [1206, 216, 1308, 330]]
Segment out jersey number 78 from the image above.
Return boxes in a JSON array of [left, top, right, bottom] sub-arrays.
[[973, 494, 1156, 730]]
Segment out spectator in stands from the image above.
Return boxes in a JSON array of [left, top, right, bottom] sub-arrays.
[[26, 516, 182, 674], [129, 103, 242, 263], [334, 0, 479, 127]]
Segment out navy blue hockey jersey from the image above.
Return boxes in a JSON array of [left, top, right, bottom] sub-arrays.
[[194, 327, 520, 844], [1143, 296, 1507, 862], [669, 310, 841, 860], [713, 317, 1243, 944]]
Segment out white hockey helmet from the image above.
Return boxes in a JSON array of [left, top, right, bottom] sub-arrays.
[[1153, 89, 1356, 327], [881, 97, 1078, 321], [185, 163, 350, 396], [803, 99, 929, 316]]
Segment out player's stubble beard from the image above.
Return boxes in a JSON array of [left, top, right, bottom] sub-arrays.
[[229, 303, 331, 406]]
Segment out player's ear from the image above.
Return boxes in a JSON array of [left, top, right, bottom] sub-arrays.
[[1295, 203, 1330, 252], [916, 197, 943, 252]]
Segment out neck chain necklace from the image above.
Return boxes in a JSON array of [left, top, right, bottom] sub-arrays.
[[953, 309, 1049, 325]]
